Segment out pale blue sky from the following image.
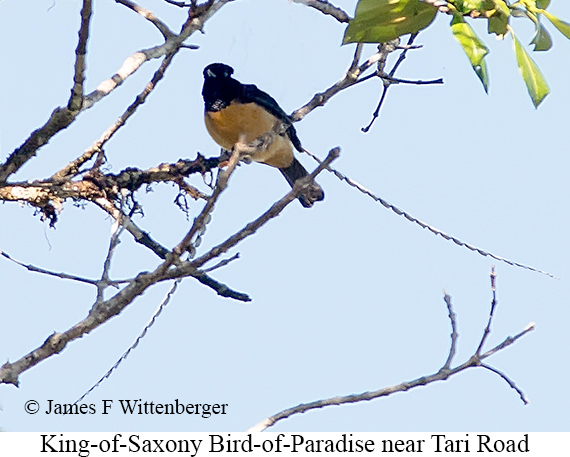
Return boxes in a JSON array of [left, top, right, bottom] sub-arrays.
[[0, 0, 568, 431]]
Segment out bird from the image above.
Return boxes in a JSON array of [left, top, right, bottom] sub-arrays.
[[201, 63, 324, 208]]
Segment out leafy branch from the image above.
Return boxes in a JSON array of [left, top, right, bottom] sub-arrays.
[[343, 0, 570, 106]]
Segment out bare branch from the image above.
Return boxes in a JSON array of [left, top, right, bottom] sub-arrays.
[[290, 0, 351, 23], [116, 0, 175, 39], [441, 292, 458, 370], [0, 249, 127, 287], [191, 269, 251, 302], [202, 253, 240, 273], [95, 197, 129, 303], [381, 75, 444, 85], [291, 47, 394, 122], [481, 363, 529, 405], [476, 266, 498, 355], [164, 0, 193, 7], [0, 154, 225, 232], [480, 323, 536, 360], [362, 34, 420, 132], [0, 108, 77, 183], [349, 43, 363, 72], [93, 198, 172, 260], [95, 194, 252, 302], [82, 0, 231, 110], [53, 51, 178, 181], [248, 282, 533, 432], [68, 0, 93, 111]]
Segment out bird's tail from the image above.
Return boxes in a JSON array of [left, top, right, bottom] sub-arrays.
[[279, 158, 325, 208]]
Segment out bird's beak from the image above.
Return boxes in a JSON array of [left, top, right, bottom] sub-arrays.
[[206, 69, 216, 78]]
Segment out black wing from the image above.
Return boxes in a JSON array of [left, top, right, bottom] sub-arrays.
[[239, 83, 303, 152]]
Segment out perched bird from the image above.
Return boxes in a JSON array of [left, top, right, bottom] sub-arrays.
[[201, 63, 324, 208]]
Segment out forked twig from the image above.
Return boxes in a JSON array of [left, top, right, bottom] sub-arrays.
[[248, 269, 533, 431]]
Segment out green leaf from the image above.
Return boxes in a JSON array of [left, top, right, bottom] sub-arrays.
[[542, 11, 570, 41], [493, 0, 510, 17], [451, 17, 490, 91], [474, 58, 490, 94], [513, 34, 549, 107], [530, 23, 552, 51], [343, 0, 437, 44], [453, 0, 485, 15], [479, 0, 509, 17], [487, 9, 509, 36], [536, 0, 551, 9], [451, 20, 489, 66], [483, 1, 510, 36]]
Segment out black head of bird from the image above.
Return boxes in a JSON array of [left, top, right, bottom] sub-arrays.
[[203, 62, 234, 79]]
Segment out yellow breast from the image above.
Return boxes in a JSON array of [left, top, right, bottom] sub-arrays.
[[205, 102, 275, 150], [204, 101, 294, 169]]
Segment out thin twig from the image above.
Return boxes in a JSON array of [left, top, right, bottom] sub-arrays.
[[94, 198, 172, 260], [202, 253, 240, 273], [116, 0, 175, 39], [191, 269, 251, 302], [95, 194, 130, 304], [480, 363, 529, 405], [381, 75, 444, 85], [290, 0, 351, 23], [480, 323, 536, 360], [164, 0, 193, 7], [362, 33, 420, 132], [349, 43, 363, 72], [441, 293, 458, 370], [476, 266, 497, 355], [0, 250, 127, 287], [68, 0, 92, 111], [389, 34, 420, 77], [291, 50, 388, 122]]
